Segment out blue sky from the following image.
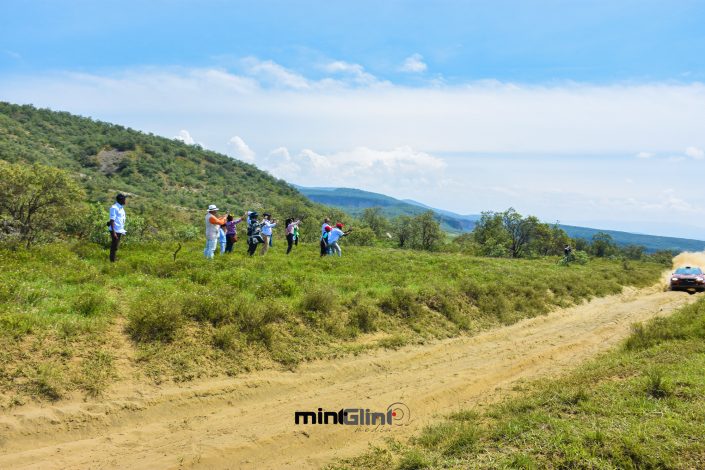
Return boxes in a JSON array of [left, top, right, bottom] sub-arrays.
[[2, 0, 705, 238]]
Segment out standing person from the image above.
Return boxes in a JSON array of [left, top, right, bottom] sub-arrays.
[[108, 193, 128, 263], [247, 212, 265, 256], [293, 223, 300, 246], [224, 213, 245, 253], [328, 223, 352, 257], [321, 218, 331, 238], [204, 204, 227, 259], [218, 224, 227, 255], [285, 218, 301, 255], [320, 225, 332, 257], [320, 217, 331, 255], [260, 213, 277, 256]]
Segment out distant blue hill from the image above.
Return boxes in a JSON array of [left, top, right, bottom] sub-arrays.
[[297, 186, 705, 253]]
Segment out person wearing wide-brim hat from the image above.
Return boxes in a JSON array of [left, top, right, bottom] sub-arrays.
[[204, 204, 227, 259], [108, 193, 128, 262]]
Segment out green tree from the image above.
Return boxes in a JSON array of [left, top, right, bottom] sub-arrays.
[[621, 244, 646, 260], [392, 215, 415, 248], [0, 162, 84, 247], [591, 232, 618, 257], [472, 211, 511, 257], [502, 208, 539, 258], [531, 222, 571, 256], [411, 211, 443, 251], [360, 207, 389, 237]]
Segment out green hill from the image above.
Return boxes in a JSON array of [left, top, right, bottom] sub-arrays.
[[297, 186, 478, 232], [0, 102, 344, 240], [298, 186, 704, 253]]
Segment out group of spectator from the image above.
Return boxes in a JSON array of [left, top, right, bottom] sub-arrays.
[[106, 194, 350, 262]]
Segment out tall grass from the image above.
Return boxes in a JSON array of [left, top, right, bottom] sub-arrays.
[[0, 240, 663, 403]]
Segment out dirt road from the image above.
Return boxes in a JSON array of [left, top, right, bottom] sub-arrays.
[[0, 286, 699, 469]]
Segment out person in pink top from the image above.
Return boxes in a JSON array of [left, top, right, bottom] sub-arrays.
[[224, 212, 246, 253], [285, 218, 301, 255]]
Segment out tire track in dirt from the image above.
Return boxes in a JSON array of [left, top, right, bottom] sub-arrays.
[[0, 286, 700, 469]]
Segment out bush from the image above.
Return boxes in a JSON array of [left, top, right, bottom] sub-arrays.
[[348, 299, 379, 333], [126, 296, 184, 342], [72, 289, 109, 317], [645, 370, 671, 399], [378, 288, 422, 318], [346, 227, 377, 246], [0, 162, 85, 248], [212, 324, 243, 352], [300, 288, 337, 313], [182, 294, 233, 325]]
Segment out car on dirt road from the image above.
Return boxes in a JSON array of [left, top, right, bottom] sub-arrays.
[[670, 266, 705, 293]]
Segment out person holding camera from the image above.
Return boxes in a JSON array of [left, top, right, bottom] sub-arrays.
[[285, 218, 301, 255], [260, 213, 277, 256], [204, 204, 227, 259]]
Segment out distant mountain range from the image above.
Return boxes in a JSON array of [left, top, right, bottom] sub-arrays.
[[298, 186, 705, 253]]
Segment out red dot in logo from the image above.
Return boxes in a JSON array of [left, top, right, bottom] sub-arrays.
[[392, 411, 397, 417]]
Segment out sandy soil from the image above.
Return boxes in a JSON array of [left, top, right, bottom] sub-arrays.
[[0, 285, 700, 469]]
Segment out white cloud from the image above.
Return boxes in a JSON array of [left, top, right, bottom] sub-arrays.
[[175, 129, 195, 145], [228, 136, 256, 162], [260, 146, 447, 193], [242, 57, 310, 90], [685, 146, 704, 160], [322, 61, 378, 85], [401, 53, 427, 73], [3, 63, 705, 235], [6, 66, 705, 156]]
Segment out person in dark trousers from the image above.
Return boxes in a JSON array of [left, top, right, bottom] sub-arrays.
[[320, 225, 332, 256], [285, 218, 301, 254], [224, 212, 245, 253], [247, 212, 265, 256], [108, 193, 127, 262]]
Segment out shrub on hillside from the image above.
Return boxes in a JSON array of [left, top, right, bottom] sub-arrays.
[[378, 288, 423, 318], [126, 296, 184, 342], [346, 226, 376, 246], [0, 161, 84, 248], [300, 288, 337, 313]]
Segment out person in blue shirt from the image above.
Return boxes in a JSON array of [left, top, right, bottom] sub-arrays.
[[328, 223, 352, 257], [108, 193, 127, 262]]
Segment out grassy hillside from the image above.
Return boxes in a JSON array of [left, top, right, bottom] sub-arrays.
[[299, 186, 705, 252], [337, 298, 705, 469], [0, 241, 662, 405], [0, 102, 345, 240]]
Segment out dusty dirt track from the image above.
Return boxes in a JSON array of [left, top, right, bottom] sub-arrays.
[[0, 285, 700, 469]]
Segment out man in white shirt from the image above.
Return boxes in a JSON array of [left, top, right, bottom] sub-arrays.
[[108, 193, 127, 262], [260, 213, 277, 255], [321, 218, 331, 238]]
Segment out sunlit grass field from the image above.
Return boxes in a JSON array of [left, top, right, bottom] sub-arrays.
[[336, 297, 705, 470], [0, 241, 662, 405]]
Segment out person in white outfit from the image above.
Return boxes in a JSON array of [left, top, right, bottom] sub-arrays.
[[260, 213, 277, 256], [204, 204, 227, 259]]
